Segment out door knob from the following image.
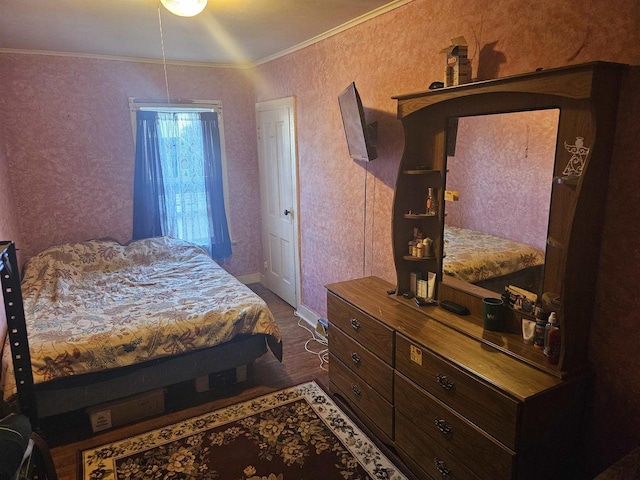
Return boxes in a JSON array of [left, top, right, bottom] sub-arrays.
[[284, 209, 291, 216]]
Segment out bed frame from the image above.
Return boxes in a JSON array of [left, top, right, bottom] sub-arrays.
[[471, 264, 544, 296], [0, 240, 281, 428]]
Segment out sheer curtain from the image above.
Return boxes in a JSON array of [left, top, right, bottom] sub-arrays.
[[132, 110, 232, 259]]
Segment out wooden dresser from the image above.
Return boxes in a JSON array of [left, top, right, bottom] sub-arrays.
[[328, 63, 625, 479], [327, 276, 588, 480]]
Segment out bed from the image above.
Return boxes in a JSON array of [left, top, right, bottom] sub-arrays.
[[443, 225, 545, 293], [0, 237, 282, 427]]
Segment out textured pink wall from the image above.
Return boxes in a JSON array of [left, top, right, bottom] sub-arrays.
[[0, 137, 21, 346], [0, 136, 21, 246], [0, 0, 639, 475], [254, 0, 640, 475], [0, 54, 260, 276], [255, 0, 640, 315], [446, 110, 558, 252]]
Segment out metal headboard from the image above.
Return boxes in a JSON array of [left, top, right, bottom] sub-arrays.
[[1, 241, 38, 426]]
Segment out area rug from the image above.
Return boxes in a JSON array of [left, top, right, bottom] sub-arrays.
[[80, 381, 408, 480]]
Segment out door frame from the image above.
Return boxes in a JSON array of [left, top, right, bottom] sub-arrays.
[[255, 96, 301, 310]]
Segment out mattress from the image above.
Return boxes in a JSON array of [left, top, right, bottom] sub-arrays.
[[443, 225, 545, 284], [1, 236, 280, 401]]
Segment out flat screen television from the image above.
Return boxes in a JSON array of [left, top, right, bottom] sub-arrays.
[[338, 82, 377, 161]]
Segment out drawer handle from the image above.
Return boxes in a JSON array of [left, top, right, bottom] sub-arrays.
[[351, 384, 362, 396], [434, 418, 453, 437], [436, 374, 455, 391], [350, 352, 361, 365], [434, 458, 452, 478], [350, 318, 361, 330]]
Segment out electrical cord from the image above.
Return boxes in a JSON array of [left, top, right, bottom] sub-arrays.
[[295, 314, 329, 371]]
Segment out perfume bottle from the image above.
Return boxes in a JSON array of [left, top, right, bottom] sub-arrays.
[[426, 187, 438, 215]]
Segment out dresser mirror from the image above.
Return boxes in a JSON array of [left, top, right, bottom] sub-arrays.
[[443, 109, 560, 298], [392, 62, 626, 372]]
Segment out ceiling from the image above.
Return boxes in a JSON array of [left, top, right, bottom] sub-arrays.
[[0, 0, 410, 66]]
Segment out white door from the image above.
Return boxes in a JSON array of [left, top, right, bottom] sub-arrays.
[[256, 98, 299, 308]]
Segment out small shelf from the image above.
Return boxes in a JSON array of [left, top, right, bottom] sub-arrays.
[[404, 213, 437, 219], [546, 237, 565, 249], [403, 255, 440, 261], [402, 168, 440, 175], [554, 175, 579, 187]]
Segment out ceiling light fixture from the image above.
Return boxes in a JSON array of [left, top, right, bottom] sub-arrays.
[[160, 0, 207, 17]]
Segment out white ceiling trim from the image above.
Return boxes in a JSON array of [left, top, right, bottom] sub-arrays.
[[0, 0, 413, 69], [0, 48, 251, 70], [254, 0, 414, 66]]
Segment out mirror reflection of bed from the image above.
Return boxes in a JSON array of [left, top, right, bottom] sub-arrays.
[[444, 109, 560, 297]]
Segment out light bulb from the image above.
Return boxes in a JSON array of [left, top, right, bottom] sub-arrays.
[[160, 0, 207, 17]]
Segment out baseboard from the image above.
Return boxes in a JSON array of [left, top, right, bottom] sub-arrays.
[[295, 304, 320, 329], [235, 273, 262, 285], [235, 273, 320, 332]]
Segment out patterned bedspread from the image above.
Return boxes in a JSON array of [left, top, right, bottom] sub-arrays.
[[1, 237, 281, 401], [443, 226, 545, 284]]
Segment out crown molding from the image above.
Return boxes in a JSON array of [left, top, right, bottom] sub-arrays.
[[253, 0, 414, 66], [0, 0, 414, 68], [0, 48, 251, 69]]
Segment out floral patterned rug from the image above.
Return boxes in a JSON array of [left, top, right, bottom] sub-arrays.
[[81, 381, 408, 480]]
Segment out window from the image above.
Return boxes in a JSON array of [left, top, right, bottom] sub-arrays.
[[130, 100, 232, 258]]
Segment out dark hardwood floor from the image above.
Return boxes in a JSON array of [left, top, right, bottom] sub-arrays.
[[48, 284, 329, 480]]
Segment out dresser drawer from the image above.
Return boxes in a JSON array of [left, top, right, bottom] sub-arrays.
[[330, 355, 393, 438], [395, 334, 519, 450], [396, 410, 483, 480], [395, 371, 515, 479], [327, 292, 394, 364], [330, 325, 393, 402]]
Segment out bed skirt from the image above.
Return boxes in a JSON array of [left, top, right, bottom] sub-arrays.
[[23, 334, 271, 419]]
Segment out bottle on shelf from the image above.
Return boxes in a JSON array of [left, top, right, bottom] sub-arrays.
[[426, 187, 438, 216], [423, 237, 433, 257], [533, 308, 549, 350], [543, 312, 558, 356], [547, 322, 562, 365]]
